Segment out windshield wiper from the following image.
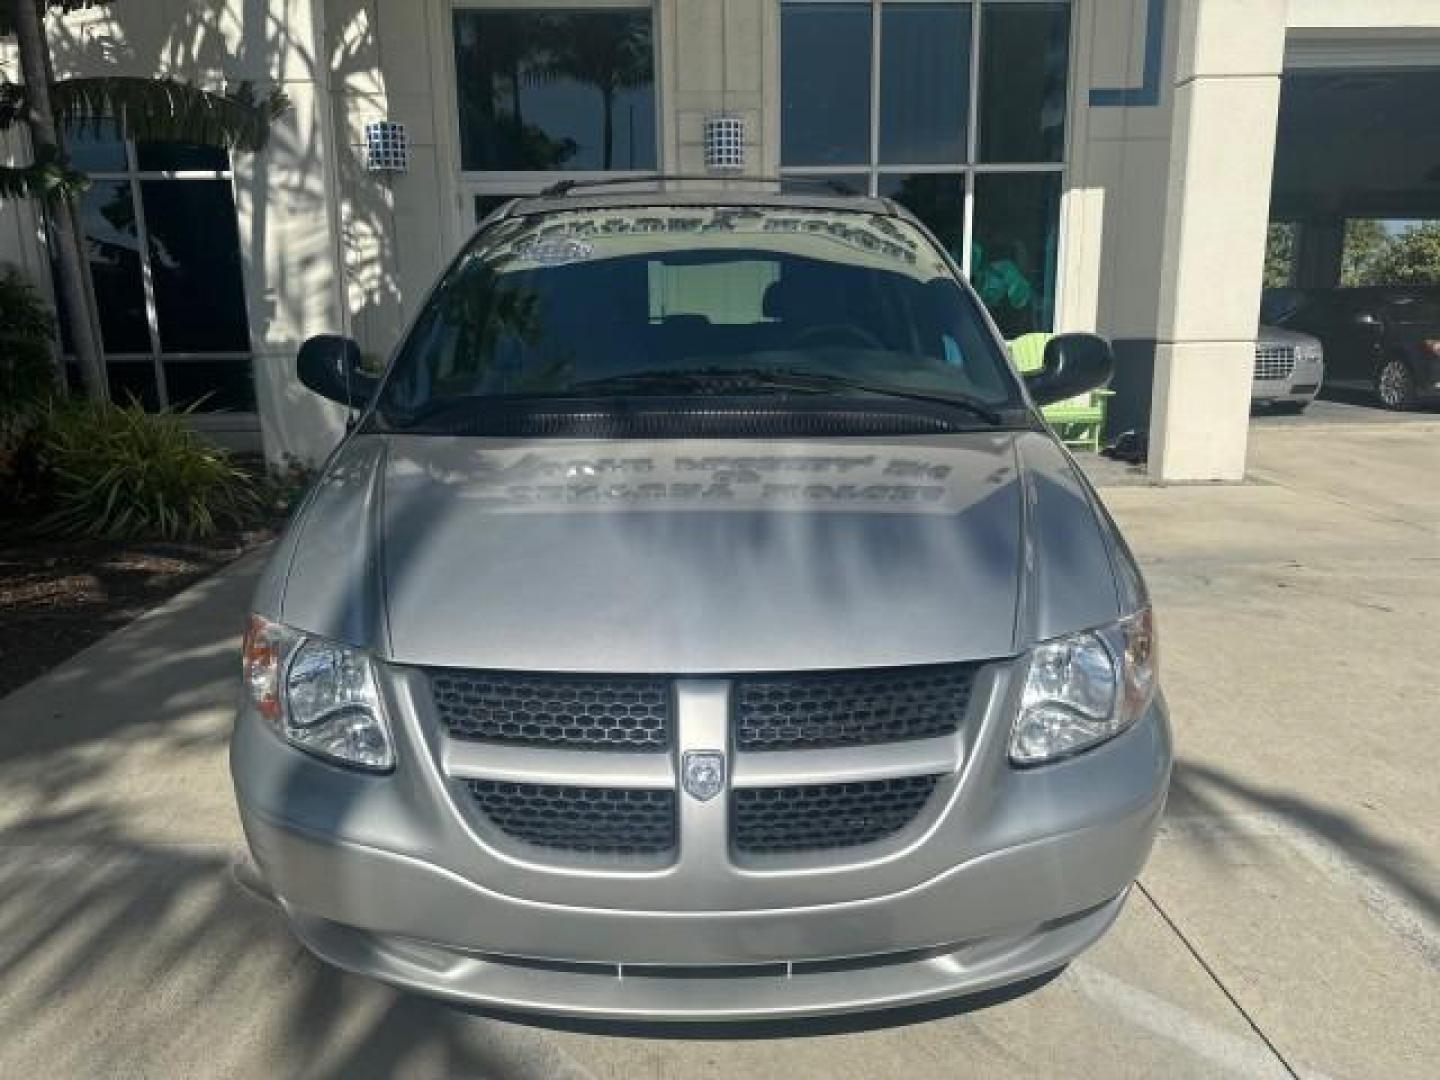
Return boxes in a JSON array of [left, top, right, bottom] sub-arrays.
[[566, 367, 1006, 426]]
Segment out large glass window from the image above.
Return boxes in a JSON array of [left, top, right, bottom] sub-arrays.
[[977, 1, 1069, 164], [972, 172, 1061, 338], [880, 3, 972, 164], [454, 8, 656, 173], [781, 0, 1071, 335], [54, 121, 253, 412], [140, 180, 250, 355], [781, 3, 873, 165]]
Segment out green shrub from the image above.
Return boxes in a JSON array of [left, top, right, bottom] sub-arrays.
[[0, 265, 59, 424], [34, 400, 260, 540]]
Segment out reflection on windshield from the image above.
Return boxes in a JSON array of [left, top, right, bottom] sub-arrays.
[[378, 208, 1019, 426]]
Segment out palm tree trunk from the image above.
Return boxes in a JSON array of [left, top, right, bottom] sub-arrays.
[[39, 17, 106, 382], [13, 0, 108, 402]]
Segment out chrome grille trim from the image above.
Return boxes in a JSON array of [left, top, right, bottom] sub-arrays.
[[730, 735, 958, 788], [1254, 343, 1296, 381], [444, 740, 674, 788]]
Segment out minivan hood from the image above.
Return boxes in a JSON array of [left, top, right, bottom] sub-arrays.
[[272, 432, 1125, 673]]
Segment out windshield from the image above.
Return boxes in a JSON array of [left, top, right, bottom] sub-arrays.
[[376, 205, 1022, 429]]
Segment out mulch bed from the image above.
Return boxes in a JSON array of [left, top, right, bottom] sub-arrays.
[[0, 532, 270, 698]]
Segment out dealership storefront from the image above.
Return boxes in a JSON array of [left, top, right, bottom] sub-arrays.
[[3, 0, 1440, 479]]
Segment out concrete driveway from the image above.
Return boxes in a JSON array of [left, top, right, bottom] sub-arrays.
[[1, 416, 1436, 1078]]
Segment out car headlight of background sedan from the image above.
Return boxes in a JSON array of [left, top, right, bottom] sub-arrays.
[[1010, 609, 1157, 765], [241, 614, 395, 771]]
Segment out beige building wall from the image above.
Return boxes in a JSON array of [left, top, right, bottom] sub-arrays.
[[1058, 0, 1182, 451]]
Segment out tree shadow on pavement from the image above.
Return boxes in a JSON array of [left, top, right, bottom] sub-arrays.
[[0, 799, 596, 1079], [1166, 758, 1438, 925]]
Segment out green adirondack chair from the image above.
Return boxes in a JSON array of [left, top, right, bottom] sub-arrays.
[[1009, 332, 1113, 453]]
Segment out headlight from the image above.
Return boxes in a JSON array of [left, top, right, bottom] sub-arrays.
[[241, 614, 395, 771], [1010, 609, 1157, 765]]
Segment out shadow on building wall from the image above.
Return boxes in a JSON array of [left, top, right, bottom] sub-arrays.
[[46, 0, 403, 384]]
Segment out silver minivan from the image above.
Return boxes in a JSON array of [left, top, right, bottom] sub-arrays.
[[232, 189, 1171, 1022]]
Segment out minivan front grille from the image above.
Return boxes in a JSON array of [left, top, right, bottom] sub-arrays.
[[431, 670, 670, 751], [734, 664, 976, 751], [732, 775, 941, 853], [1254, 344, 1296, 381], [440, 667, 970, 860], [468, 781, 676, 854]]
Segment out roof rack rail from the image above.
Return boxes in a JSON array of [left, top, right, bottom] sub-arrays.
[[537, 174, 860, 198]]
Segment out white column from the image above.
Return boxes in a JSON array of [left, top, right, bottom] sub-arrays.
[[229, 0, 351, 465], [1146, 0, 1287, 481]]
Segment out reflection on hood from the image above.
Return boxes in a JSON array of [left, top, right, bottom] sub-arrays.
[[390, 446, 964, 514]]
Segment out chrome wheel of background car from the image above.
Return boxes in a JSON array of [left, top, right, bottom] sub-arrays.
[[1376, 359, 1415, 409]]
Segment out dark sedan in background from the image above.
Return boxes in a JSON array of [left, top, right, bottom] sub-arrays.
[[1263, 287, 1440, 409]]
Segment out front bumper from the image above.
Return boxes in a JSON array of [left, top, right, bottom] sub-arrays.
[[232, 668, 1171, 1020], [1252, 372, 1323, 405], [283, 891, 1127, 1021]]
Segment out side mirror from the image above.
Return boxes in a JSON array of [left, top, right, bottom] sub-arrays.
[[1024, 333, 1115, 407], [296, 334, 376, 409]]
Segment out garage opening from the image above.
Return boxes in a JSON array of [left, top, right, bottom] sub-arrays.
[[1263, 60, 1440, 411]]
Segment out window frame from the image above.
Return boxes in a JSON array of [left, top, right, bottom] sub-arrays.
[[63, 131, 252, 412], [443, 0, 664, 217], [779, 0, 1073, 294]]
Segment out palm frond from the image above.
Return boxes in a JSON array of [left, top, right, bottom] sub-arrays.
[[52, 77, 289, 152], [0, 149, 88, 199]]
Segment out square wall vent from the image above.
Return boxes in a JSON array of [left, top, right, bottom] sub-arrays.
[[703, 115, 745, 171], [364, 120, 409, 172]]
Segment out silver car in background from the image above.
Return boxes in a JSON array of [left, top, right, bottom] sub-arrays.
[[1253, 324, 1325, 411], [232, 189, 1171, 1022]]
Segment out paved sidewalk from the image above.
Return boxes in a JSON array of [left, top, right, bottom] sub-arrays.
[[0, 417, 1436, 1078]]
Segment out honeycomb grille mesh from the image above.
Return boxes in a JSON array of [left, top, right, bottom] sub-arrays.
[[468, 781, 676, 854], [734, 665, 975, 750], [431, 671, 670, 750], [732, 775, 941, 853]]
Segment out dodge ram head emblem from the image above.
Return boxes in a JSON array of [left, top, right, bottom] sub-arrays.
[[682, 751, 725, 801]]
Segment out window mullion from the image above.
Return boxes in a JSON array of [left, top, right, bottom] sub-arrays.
[[962, 168, 975, 277], [967, 0, 982, 166], [963, 0, 983, 279], [868, 0, 882, 195]]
